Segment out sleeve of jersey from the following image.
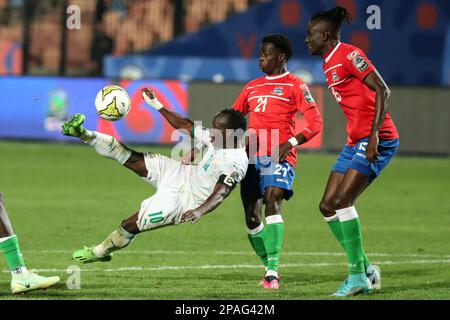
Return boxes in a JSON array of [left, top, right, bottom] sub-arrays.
[[299, 106, 323, 141], [219, 169, 244, 190], [344, 48, 375, 81], [231, 85, 250, 115], [294, 82, 322, 141], [297, 83, 318, 113], [192, 126, 212, 146], [220, 159, 247, 184]]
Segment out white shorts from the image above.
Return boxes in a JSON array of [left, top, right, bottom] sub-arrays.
[[136, 153, 196, 231]]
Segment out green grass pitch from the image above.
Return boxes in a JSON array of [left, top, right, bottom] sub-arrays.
[[0, 140, 449, 299]]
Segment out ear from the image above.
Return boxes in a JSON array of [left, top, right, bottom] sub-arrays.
[[321, 31, 330, 42], [279, 52, 286, 63]]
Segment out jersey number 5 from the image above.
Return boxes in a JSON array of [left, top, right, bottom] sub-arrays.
[[254, 97, 268, 112], [331, 87, 342, 103]]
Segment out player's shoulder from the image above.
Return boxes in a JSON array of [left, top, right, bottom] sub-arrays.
[[339, 42, 368, 59], [218, 148, 248, 173], [285, 72, 309, 87], [224, 148, 248, 162], [232, 149, 249, 173], [245, 76, 267, 88]]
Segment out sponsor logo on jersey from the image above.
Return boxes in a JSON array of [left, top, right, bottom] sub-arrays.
[[353, 55, 369, 72], [347, 50, 359, 60], [272, 87, 284, 95], [332, 71, 340, 82]]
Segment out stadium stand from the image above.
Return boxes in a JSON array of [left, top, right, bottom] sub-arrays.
[[0, 0, 270, 76]]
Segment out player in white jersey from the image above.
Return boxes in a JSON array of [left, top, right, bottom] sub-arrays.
[[62, 88, 248, 265]]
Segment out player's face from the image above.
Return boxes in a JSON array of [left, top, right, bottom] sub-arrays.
[[305, 21, 327, 55], [259, 42, 283, 75]]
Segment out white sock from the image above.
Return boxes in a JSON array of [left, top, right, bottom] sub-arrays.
[[265, 269, 278, 277], [0, 235, 15, 243], [265, 214, 283, 225], [336, 206, 359, 222], [11, 266, 29, 277], [93, 226, 136, 258], [323, 213, 339, 223], [84, 131, 132, 165], [247, 223, 264, 235]]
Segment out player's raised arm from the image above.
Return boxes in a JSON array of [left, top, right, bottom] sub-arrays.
[[142, 88, 194, 133], [180, 172, 240, 224]]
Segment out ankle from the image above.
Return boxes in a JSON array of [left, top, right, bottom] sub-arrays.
[[11, 266, 29, 278], [265, 269, 278, 278]]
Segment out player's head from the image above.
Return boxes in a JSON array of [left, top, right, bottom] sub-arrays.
[[306, 6, 351, 55], [211, 109, 247, 148], [259, 33, 293, 75]]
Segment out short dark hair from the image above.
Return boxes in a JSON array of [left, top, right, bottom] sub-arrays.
[[215, 109, 247, 132], [262, 33, 293, 61], [311, 6, 352, 32]]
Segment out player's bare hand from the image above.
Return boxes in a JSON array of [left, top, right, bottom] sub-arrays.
[[366, 133, 380, 163], [272, 142, 291, 163], [181, 209, 202, 224]]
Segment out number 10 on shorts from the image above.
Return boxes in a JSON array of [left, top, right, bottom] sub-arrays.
[[141, 211, 164, 229]]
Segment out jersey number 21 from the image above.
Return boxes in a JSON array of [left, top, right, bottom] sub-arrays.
[[254, 97, 267, 112]]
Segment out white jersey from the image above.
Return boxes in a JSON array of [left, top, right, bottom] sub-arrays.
[[137, 126, 248, 231], [189, 126, 248, 206]]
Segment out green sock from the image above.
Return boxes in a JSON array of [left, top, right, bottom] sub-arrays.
[[337, 206, 365, 274], [363, 250, 371, 269], [0, 235, 26, 271], [265, 216, 284, 271], [247, 225, 268, 267], [326, 216, 346, 249], [326, 215, 371, 269]]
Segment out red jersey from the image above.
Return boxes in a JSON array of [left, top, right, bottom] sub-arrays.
[[232, 72, 322, 168], [322, 42, 399, 145]]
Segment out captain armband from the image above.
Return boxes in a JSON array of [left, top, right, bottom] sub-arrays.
[[218, 172, 240, 190]]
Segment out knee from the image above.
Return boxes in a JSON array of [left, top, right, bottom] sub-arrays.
[[121, 218, 140, 234], [333, 196, 353, 211], [246, 215, 262, 229], [243, 198, 263, 229], [319, 201, 335, 217]]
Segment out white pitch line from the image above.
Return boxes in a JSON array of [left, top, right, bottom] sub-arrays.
[[4, 259, 450, 273], [23, 250, 450, 259]]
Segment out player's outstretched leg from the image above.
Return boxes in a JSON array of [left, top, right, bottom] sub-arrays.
[[62, 113, 133, 166], [72, 245, 113, 264], [73, 213, 139, 264], [0, 192, 60, 294]]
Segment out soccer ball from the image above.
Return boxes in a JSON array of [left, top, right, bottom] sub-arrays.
[[95, 85, 131, 121]]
